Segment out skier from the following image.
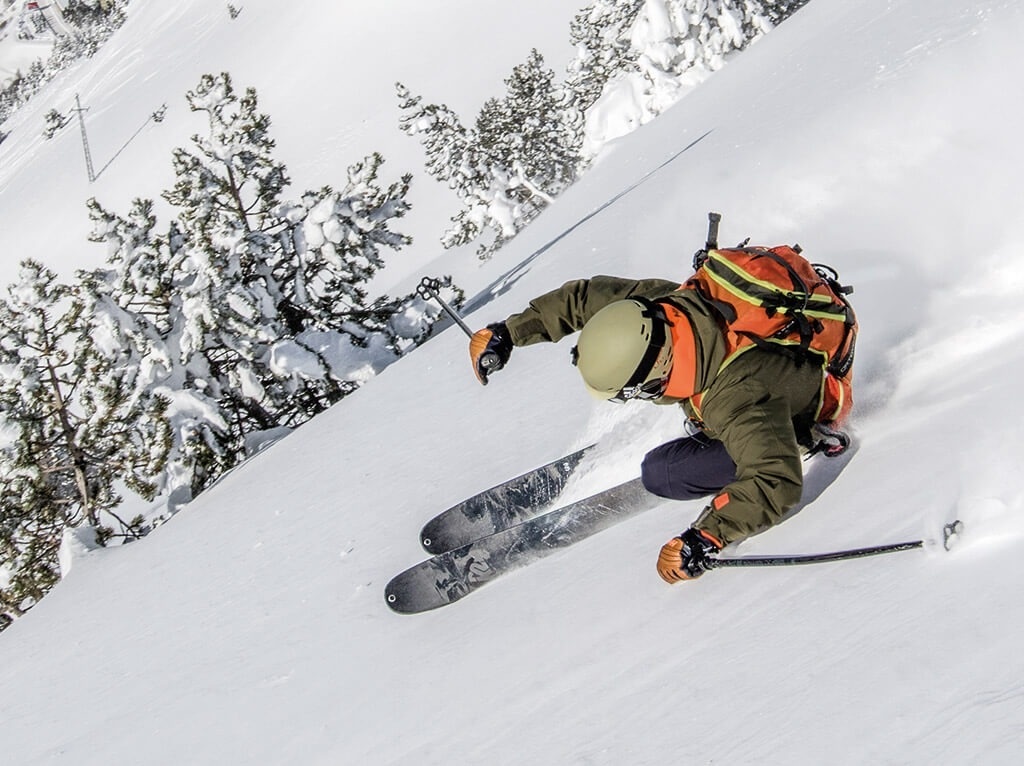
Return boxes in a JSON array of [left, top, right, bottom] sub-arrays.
[[468, 266, 854, 585]]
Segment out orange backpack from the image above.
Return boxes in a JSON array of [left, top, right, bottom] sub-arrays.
[[686, 244, 858, 425]]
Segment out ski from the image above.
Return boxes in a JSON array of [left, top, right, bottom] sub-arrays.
[[419, 444, 597, 554], [387, 477, 661, 614]]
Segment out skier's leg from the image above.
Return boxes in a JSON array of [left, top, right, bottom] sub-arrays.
[[641, 434, 737, 501]]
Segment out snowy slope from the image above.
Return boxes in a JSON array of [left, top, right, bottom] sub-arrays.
[[4, 0, 1024, 764]]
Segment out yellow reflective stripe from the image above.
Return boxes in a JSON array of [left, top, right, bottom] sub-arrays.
[[776, 305, 849, 320], [709, 250, 784, 296], [813, 373, 828, 422], [758, 337, 830, 358], [717, 342, 757, 374], [695, 342, 806, 413], [689, 395, 703, 421], [704, 263, 766, 307], [707, 250, 838, 308], [696, 341, 837, 420], [833, 377, 846, 420], [814, 373, 846, 423], [709, 251, 833, 304], [719, 338, 830, 373]]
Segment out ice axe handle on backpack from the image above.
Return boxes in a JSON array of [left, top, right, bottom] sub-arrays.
[[705, 211, 721, 251], [694, 212, 722, 270]]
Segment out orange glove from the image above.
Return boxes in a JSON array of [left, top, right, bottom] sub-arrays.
[[657, 528, 723, 583], [469, 322, 513, 385]]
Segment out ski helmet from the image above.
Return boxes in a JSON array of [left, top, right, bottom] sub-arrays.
[[573, 298, 674, 401]]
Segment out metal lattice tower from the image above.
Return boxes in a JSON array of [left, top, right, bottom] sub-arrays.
[[72, 94, 95, 183]]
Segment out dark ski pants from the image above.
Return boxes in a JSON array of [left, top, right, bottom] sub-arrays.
[[641, 434, 737, 502]]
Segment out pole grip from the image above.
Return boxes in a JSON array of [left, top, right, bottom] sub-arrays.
[[417, 277, 475, 339]]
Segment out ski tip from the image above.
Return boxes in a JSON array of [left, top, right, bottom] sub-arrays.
[[384, 569, 452, 615], [384, 582, 417, 614], [419, 516, 450, 553], [943, 519, 964, 551]]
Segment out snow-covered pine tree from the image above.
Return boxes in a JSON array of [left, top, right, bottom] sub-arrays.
[[0, 260, 170, 528], [1, 261, 105, 531], [42, 108, 70, 140], [0, 455, 63, 626], [567, 0, 647, 112], [165, 73, 436, 436], [568, 0, 795, 156], [85, 73, 439, 499], [396, 82, 474, 191], [84, 198, 172, 331], [62, 1, 124, 28], [276, 153, 416, 348], [644, 0, 774, 75], [161, 72, 294, 452], [84, 197, 233, 507], [762, 0, 810, 24], [399, 51, 583, 259], [270, 148, 455, 416], [476, 49, 582, 205], [0, 260, 170, 622], [4, 69, 446, 624], [396, 82, 493, 251]]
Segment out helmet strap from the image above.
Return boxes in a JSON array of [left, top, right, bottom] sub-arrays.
[[620, 297, 668, 392]]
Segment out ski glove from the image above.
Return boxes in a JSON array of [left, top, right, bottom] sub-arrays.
[[469, 322, 513, 385], [657, 528, 723, 584]]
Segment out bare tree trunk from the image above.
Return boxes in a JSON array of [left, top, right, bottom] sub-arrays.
[[43, 359, 94, 525]]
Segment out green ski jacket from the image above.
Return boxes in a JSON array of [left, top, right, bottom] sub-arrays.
[[503, 275, 825, 545]]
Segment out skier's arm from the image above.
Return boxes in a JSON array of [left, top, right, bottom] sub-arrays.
[[692, 379, 804, 546], [503, 276, 680, 346], [469, 276, 678, 384]]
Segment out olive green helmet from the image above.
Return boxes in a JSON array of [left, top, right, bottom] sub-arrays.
[[573, 298, 674, 401]]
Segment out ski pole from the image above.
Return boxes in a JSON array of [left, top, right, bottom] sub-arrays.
[[706, 540, 921, 569], [705, 521, 962, 570], [417, 277, 501, 371]]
